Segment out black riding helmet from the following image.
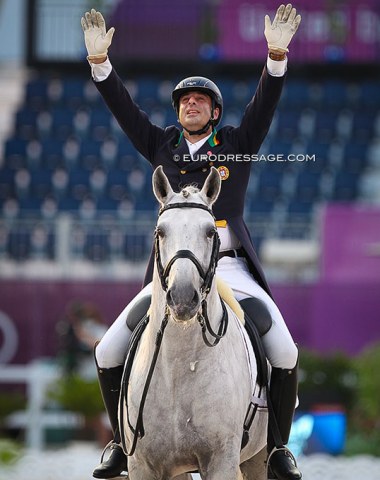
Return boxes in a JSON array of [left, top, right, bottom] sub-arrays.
[[172, 76, 223, 135]]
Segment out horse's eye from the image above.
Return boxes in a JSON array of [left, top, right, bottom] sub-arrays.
[[156, 227, 165, 238], [206, 227, 216, 239]]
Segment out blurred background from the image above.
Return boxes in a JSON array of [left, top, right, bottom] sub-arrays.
[[0, 0, 380, 478]]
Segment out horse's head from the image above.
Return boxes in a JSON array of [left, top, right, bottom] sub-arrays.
[[152, 166, 221, 322]]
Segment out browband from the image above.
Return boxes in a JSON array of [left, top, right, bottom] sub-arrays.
[[159, 202, 215, 218]]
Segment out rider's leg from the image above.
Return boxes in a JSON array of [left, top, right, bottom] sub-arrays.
[[216, 257, 302, 480], [266, 355, 300, 480], [93, 283, 152, 479], [92, 360, 126, 479]]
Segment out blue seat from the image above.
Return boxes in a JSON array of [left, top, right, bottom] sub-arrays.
[[84, 232, 109, 262], [19, 197, 42, 212], [314, 111, 339, 141], [58, 197, 80, 211], [333, 171, 359, 201], [80, 140, 102, 169], [61, 78, 86, 108], [360, 81, 380, 111], [343, 142, 368, 173], [124, 232, 150, 261], [108, 167, 129, 184], [25, 78, 49, 106], [135, 191, 157, 212], [41, 139, 65, 169], [294, 171, 322, 202], [8, 229, 30, 260], [0, 168, 15, 200], [136, 77, 160, 103], [281, 80, 312, 108], [216, 78, 236, 106], [4, 138, 28, 169], [97, 197, 118, 211], [351, 112, 376, 142], [248, 197, 274, 218], [235, 78, 258, 106], [89, 168, 108, 198], [31, 170, 52, 199], [108, 183, 128, 202], [69, 169, 91, 201], [117, 141, 139, 171], [90, 109, 112, 128], [89, 109, 112, 141], [286, 200, 314, 222], [276, 110, 300, 138], [221, 108, 242, 128], [51, 108, 74, 138], [321, 80, 348, 108], [258, 169, 284, 201], [15, 109, 38, 135], [30, 224, 55, 259]]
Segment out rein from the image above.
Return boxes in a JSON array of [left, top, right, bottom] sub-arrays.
[[120, 200, 229, 455]]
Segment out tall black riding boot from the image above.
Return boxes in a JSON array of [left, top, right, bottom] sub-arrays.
[[267, 362, 302, 480], [92, 362, 128, 479]]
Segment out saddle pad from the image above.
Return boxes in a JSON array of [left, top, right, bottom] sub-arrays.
[[216, 276, 245, 324]]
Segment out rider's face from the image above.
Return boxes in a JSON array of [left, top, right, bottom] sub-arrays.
[[178, 91, 219, 133]]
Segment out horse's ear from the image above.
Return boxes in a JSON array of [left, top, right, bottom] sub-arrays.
[[152, 166, 174, 205], [200, 167, 221, 206]]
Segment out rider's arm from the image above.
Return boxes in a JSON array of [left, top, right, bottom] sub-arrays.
[[233, 4, 301, 153], [81, 9, 165, 162]]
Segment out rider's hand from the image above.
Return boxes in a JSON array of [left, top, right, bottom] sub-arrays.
[[264, 3, 301, 53], [81, 9, 115, 61]]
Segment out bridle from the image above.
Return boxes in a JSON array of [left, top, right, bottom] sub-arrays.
[[155, 202, 219, 297], [155, 201, 228, 347], [120, 200, 229, 456]]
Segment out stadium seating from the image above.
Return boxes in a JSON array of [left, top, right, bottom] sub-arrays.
[[0, 74, 378, 262]]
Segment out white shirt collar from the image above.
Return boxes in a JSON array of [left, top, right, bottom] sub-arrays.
[[185, 132, 212, 159]]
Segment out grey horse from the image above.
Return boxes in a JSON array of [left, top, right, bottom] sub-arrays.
[[120, 166, 268, 480]]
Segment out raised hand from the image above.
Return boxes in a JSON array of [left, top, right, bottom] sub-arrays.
[[264, 4, 301, 53], [81, 9, 115, 60]]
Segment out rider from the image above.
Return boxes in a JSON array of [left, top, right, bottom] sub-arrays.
[[81, 4, 302, 480]]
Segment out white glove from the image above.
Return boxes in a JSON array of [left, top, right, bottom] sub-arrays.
[[264, 3, 301, 53], [81, 9, 115, 59]]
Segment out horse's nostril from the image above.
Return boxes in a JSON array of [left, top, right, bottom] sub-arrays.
[[192, 290, 199, 305], [166, 289, 174, 306], [166, 290, 173, 305]]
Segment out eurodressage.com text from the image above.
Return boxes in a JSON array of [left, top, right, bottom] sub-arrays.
[[174, 153, 316, 163]]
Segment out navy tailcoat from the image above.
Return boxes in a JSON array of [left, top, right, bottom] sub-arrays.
[[95, 66, 286, 298]]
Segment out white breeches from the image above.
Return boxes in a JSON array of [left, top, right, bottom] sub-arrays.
[[95, 257, 298, 370]]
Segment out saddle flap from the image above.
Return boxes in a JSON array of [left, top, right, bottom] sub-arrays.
[[125, 295, 152, 330]]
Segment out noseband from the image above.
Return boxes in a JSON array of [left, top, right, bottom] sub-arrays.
[[154, 202, 220, 296]]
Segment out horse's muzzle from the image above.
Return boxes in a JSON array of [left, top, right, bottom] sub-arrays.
[[166, 285, 200, 321]]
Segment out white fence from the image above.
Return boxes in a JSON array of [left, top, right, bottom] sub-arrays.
[[0, 360, 82, 450]]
